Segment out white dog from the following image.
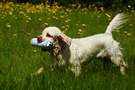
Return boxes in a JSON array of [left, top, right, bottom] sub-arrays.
[[32, 13, 128, 76]]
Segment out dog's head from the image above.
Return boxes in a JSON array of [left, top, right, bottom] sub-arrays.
[[37, 27, 71, 53]]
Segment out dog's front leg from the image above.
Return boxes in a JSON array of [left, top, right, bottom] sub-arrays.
[[31, 64, 53, 76]]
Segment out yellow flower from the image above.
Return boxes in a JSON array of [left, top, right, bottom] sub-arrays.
[[28, 18, 31, 20], [44, 23, 48, 26], [76, 24, 78, 26], [65, 20, 68, 23], [78, 29, 82, 32], [67, 19, 70, 21], [128, 5, 131, 8], [62, 31, 65, 33], [60, 15, 64, 18], [62, 26, 65, 29], [78, 32, 81, 35], [55, 17, 58, 20], [38, 18, 42, 21], [33, 50, 37, 53], [127, 33, 131, 36], [108, 18, 111, 21], [66, 25, 69, 28], [13, 34, 17, 37], [105, 13, 111, 18], [26, 20, 29, 22], [100, 7, 104, 10], [85, 12, 87, 14], [27, 33, 31, 36], [116, 30, 120, 32], [9, 12, 13, 15], [129, 24, 133, 26], [7, 25, 11, 28], [52, 10, 56, 13], [65, 28, 68, 31], [124, 31, 127, 34], [98, 15, 100, 18], [82, 24, 86, 27]]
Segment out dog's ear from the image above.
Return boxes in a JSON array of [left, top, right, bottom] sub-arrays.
[[57, 33, 71, 47]]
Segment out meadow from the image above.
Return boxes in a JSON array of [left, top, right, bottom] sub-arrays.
[[0, 1, 135, 89]]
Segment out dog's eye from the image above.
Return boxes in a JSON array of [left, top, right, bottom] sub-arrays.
[[46, 33, 52, 38]]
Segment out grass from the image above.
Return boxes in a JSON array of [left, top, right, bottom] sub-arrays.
[[0, 2, 135, 90]]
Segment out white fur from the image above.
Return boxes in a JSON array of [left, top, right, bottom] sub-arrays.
[[32, 13, 128, 76]]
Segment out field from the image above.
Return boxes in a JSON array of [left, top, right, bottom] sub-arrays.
[[0, 2, 135, 89]]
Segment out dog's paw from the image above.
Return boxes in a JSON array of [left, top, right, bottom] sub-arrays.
[[125, 62, 128, 69], [31, 67, 44, 76]]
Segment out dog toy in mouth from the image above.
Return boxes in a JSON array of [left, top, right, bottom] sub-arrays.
[[30, 38, 57, 49]]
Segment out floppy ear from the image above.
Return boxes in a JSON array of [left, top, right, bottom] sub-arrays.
[[57, 33, 71, 47]]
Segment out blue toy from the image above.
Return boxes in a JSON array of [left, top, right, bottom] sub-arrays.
[[31, 38, 57, 49]]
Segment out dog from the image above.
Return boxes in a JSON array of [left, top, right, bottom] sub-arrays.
[[32, 13, 128, 76]]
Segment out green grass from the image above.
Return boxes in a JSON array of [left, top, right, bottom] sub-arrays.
[[0, 2, 135, 90]]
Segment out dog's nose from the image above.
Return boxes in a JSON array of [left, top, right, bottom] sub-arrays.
[[37, 36, 42, 42]]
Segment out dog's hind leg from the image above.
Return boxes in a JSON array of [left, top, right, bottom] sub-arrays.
[[108, 42, 128, 75]]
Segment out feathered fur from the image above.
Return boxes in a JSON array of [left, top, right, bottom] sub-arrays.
[[32, 13, 128, 76]]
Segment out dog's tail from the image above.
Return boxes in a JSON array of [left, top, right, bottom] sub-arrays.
[[105, 13, 129, 35]]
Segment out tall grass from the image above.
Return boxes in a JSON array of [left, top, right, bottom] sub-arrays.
[[0, 2, 135, 89]]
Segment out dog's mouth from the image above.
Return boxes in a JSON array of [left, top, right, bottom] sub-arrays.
[[41, 48, 49, 52], [41, 48, 54, 52]]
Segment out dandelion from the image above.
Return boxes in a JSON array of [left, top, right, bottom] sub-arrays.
[[38, 18, 42, 21], [9, 12, 13, 15], [108, 18, 111, 21], [7, 25, 11, 28], [65, 20, 68, 23], [100, 7, 104, 11], [33, 50, 37, 53], [98, 15, 100, 18], [27, 33, 31, 36], [78, 29, 82, 32], [124, 31, 127, 34], [85, 12, 87, 14], [28, 18, 31, 20], [82, 24, 86, 27], [65, 28, 68, 31], [105, 13, 111, 18], [62, 31, 65, 33], [55, 17, 58, 20], [67, 19, 70, 21], [53, 16, 55, 18], [26, 20, 29, 22], [78, 32, 81, 35], [127, 33, 131, 36], [60, 15, 64, 18], [13, 34, 17, 37], [44, 23, 48, 26], [66, 25, 69, 28], [76, 24, 78, 26], [62, 26, 65, 29], [52, 10, 56, 13], [116, 30, 120, 32], [129, 24, 133, 26], [128, 5, 131, 8]]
